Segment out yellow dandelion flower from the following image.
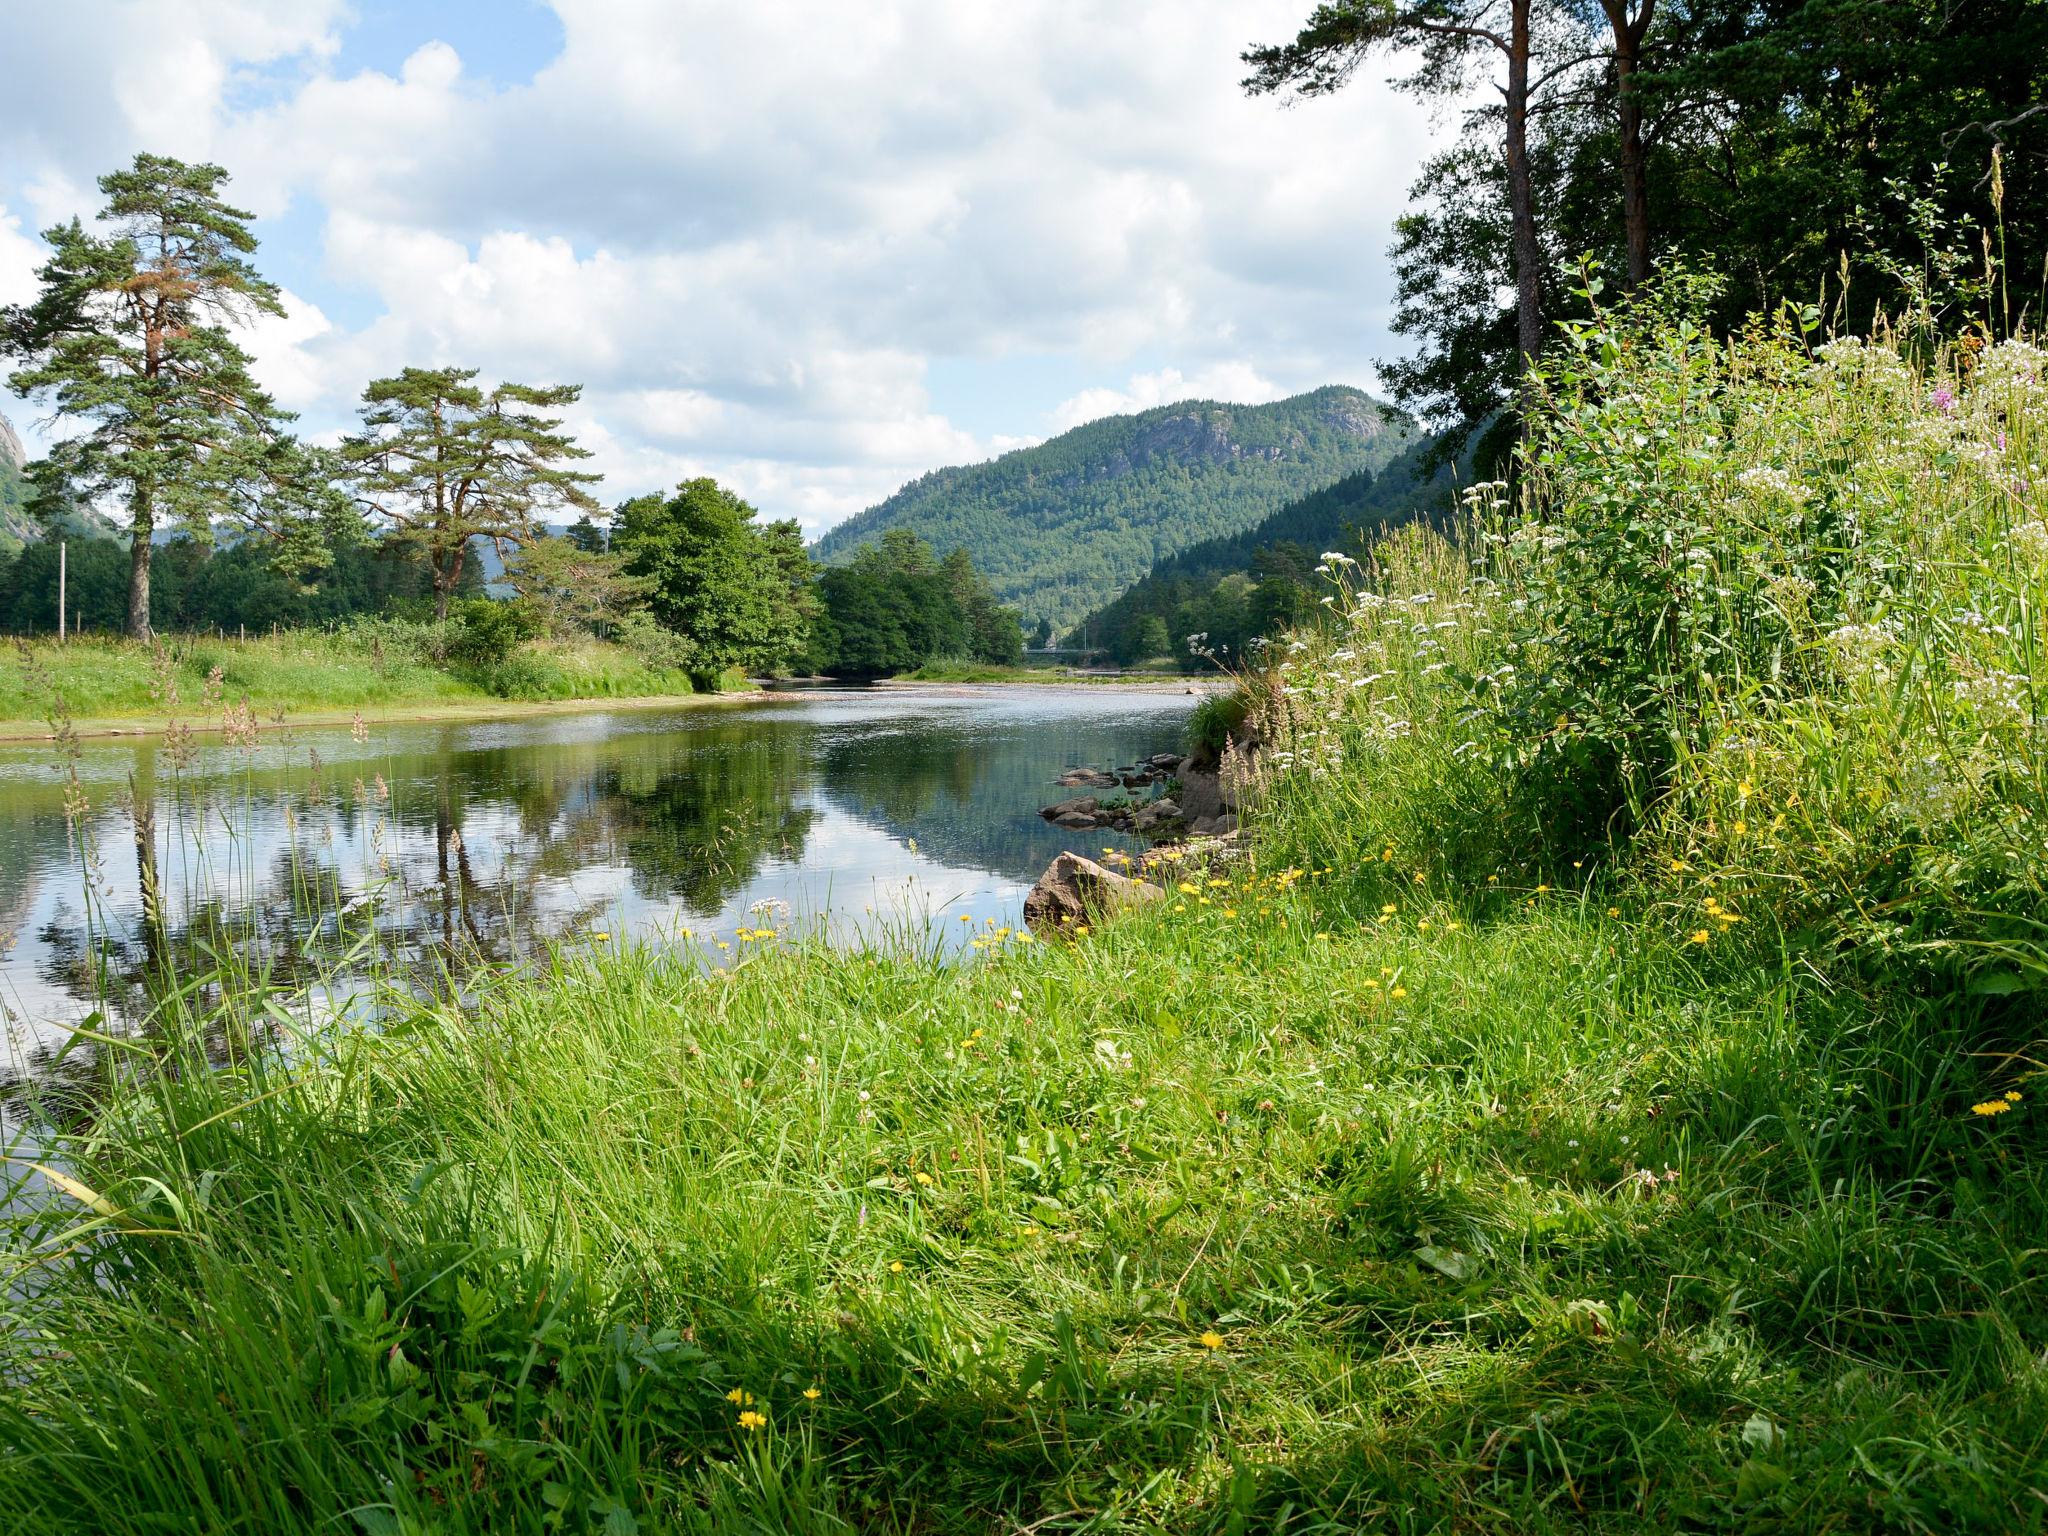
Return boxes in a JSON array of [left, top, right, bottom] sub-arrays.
[[592, 931, 611, 941], [738, 1409, 767, 1430], [725, 1388, 753, 1405], [1671, 859, 1689, 872], [1198, 1330, 1226, 1350], [2006, 1090, 2023, 1102], [803, 1387, 822, 1401], [1733, 820, 1747, 836], [915, 1172, 933, 1186], [1534, 884, 1551, 894], [1689, 930, 1710, 945], [1390, 985, 1408, 999], [1972, 1100, 2012, 1116], [1607, 906, 1621, 917], [1737, 779, 1754, 798], [889, 1260, 905, 1273], [1381, 903, 1398, 915]]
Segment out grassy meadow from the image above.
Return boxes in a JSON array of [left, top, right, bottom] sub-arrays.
[[2, 626, 705, 737], [2, 299, 2045, 1533]]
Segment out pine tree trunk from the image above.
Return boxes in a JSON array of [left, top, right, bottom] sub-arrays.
[[127, 487, 154, 642], [1504, 0, 1544, 382]]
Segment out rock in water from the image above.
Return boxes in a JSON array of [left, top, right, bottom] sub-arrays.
[[1023, 852, 1164, 934]]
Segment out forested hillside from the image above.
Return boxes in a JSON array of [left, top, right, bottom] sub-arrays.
[[1068, 435, 1456, 663], [814, 385, 1414, 631]]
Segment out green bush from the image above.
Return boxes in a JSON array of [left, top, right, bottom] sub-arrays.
[[1258, 291, 2048, 994], [446, 599, 537, 667]]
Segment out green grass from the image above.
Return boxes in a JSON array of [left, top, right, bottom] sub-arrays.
[[2, 630, 703, 735], [4, 875, 2043, 1532], [5, 306, 2045, 1531]]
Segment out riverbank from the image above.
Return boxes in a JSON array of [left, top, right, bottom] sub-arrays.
[[4, 872, 2036, 1532], [894, 659, 1204, 685], [4, 316, 2041, 1532], [0, 631, 722, 741]]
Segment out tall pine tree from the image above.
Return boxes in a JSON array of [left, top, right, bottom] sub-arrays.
[[343, 367, 601, 621], [1, 154, 347, 640]]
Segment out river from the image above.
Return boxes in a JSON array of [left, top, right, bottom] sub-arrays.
[[0, 685, 1199, 1105]]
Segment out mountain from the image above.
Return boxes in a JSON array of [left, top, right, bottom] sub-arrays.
[[813, 386, 1416, 631], [1066, 433, 1458, 663], [0, 411, 30, 555]]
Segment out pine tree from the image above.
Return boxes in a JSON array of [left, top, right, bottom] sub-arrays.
[[343, 366, 600, 621], [1, 154, 350, 640]]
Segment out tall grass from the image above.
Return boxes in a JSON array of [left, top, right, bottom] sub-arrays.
[[6, 891, 2043, 1532], [3, 294, 2046, 1532], [1, 625, 702, 730]]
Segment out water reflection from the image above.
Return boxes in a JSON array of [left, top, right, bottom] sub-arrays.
[[0, 687, 1196, 1103]]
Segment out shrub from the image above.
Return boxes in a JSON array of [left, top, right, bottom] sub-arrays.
[[446, 599, 537, 668], [1257, 285, 2048, 994]]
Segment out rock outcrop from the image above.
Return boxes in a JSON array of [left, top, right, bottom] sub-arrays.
[[1022, 852, 1165, 934]]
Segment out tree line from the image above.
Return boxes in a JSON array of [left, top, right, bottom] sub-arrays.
[[1246, 0, 2048, 462], [0, 154, 1020, 684]]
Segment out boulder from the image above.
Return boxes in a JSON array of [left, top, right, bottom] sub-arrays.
[[1059, 770, 1118, 789], [1040, 795, 1099, 820], [1131, 797, 1181, 832], [1179, 768, 1230, 824], [1150, 753, 1181, 768], [1053, 811, 1097, 829], [1023, 852, 1164, 934], [1188, 815, 1218, 837]]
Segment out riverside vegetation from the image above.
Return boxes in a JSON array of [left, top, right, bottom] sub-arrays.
[[3, 290, 2043, 1532]]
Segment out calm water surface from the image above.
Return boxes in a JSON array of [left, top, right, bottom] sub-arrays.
[[0, 686, 1195, 1095]]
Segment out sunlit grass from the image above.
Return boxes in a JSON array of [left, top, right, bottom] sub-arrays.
[[3, 870, 2042, 1531]]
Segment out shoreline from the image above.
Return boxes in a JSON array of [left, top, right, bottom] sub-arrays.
[[0, 676, 1223, 744], [0, 688, 763, 745]]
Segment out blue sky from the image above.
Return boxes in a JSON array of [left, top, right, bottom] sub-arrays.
[[0, 1, 1446, 535]]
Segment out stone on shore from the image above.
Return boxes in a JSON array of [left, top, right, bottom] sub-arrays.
[[1040, 795, 1100, 820], [1023, 852, 1164, 934]]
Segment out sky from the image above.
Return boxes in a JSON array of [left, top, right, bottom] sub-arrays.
[[0, 0, 1451, 538]]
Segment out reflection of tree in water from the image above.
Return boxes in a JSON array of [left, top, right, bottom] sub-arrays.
[[594, 724, 816, 914]]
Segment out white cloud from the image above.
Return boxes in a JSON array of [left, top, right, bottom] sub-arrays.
[[0, 206, 42, 308], [1, 1, 1451, 533], [1049, 364, 1289, 434]]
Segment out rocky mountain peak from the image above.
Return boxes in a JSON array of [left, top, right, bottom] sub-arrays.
[[0, 410, 24, 472]]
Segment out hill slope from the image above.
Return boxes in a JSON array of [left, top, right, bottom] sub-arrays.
[[1068, 434, 1457, 661], [814, 386, 1415, 631], [0, 411, 32, 555]]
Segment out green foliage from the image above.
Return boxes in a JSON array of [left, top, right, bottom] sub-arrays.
[[1374, 0, 2048, 450], [446, 598, 538, 668], [1259, 295, 2048, 992], [505, 530, 651, 639], [1183, 689, 1250, 766], [615, 479, 813, 685], [815, 386, 1414, 632], [343, 366, 600, 621], [5, 877, 2044, 1530], [1073, 443, 1459, 665], [0, 153, 355, 637], [0, 530, 477, 639], [810, 530, 1022, 678]]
